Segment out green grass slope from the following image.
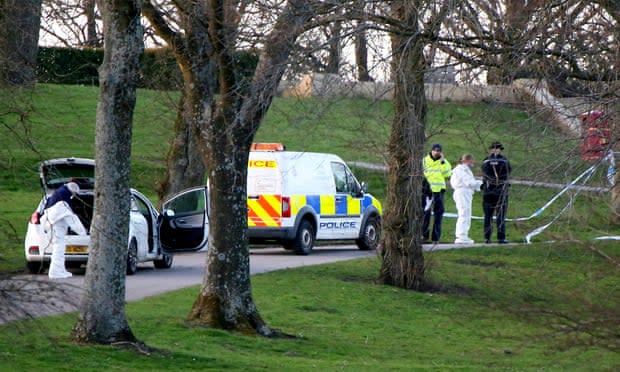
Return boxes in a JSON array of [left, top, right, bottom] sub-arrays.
[[0, 84, 617, 272], [0, 244, 618, 370]]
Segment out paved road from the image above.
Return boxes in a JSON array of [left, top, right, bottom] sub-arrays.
[[120, 245, 377, 301], [1, 243, 494, 322], [60, 242, 491, 301]]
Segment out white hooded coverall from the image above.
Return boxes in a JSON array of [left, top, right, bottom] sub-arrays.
[[450, 164, 483, 243], [42, 201, 87, 278]]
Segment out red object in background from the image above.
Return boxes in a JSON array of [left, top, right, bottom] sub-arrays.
[[580, 111, 612, 162]]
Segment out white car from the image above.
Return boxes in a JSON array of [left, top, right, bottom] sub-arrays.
[[24, 158, 180, 275]]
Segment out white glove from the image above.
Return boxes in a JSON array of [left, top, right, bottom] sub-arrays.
[[424, 197, 433, 212]]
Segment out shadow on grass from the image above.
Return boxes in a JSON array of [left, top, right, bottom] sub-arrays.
[[432, 242, 620, 352]]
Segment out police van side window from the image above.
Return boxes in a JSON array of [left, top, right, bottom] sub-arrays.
[[331, 162, 349, 193], [345, 167, 359, 194]]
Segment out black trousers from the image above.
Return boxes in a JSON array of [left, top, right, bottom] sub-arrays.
[[423, 191, 445, 242], [483, 192, 508, 241]]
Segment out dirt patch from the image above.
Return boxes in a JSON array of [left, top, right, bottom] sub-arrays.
[[297, 305, 340, 314], [421, 282, 475, 296], [338, 275, 374, 284], [455, 258, 508, 268]]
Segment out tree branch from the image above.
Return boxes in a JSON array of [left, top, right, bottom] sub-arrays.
[[142, 0, 185, 55]]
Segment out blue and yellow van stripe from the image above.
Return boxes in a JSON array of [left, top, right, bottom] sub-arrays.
[[291, 194, 381, 217]]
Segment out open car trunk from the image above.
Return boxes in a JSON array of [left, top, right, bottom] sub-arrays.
[[40, 158, 95, 196], [39, 158, 96, 234]]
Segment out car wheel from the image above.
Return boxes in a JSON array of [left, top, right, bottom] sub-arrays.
[[356, 216, 380, 251], [26, 261, 43, 274], [126, 239, 138, 275], [290, 220, 315, 256], [154, 253, 173, 269]]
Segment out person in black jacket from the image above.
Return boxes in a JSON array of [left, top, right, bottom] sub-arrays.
[[481, 142, 512, 244]]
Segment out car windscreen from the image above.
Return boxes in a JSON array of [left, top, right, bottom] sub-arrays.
[[43, 164, 95, 190]]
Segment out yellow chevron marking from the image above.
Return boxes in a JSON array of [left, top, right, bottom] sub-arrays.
[[262, 194, 281, 216], [248, 199, 280, 227]]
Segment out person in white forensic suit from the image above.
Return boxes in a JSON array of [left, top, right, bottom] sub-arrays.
[[41, 181, 87, 279], [450, 154, 483, 244]]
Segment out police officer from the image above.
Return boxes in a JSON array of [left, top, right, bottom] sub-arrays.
[[481, 142, 512, 244], [423, 143, 452, 243]]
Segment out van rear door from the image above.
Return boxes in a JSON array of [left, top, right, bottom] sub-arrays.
[[247, 154, 283, 228]]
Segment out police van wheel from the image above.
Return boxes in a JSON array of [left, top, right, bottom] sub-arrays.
[[356, 216, 380, 251], [291, 220, 315, 256]]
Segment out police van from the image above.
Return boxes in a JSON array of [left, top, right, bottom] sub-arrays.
[[245, 143, 382, 255], [159, 143, 382, 255]]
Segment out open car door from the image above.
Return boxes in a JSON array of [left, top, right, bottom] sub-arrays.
[[159, 186, 209, 253]]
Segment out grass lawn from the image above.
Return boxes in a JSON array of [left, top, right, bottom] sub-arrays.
[[0, 243, 618, 370], [1, 84, 617, 272]]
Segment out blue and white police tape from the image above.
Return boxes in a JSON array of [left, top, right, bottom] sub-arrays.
[[444, 161, 601, 223], [525, 151, 617, 243], [607, 149, 616, 186], [594, 236, 620, 241]]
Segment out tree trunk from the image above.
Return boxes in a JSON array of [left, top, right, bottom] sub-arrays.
[[186, 0, 314, 335], [0, 0, 42, 87], [355, 24, 372, 82], [73, 0, 143, 344], [187, 146, 272, 335], [83, 0, 101, 47], [156, 91, 207, 202], [325, 21, 341, 74], [144, 0, 214, 202], [379, 0, 427, 290]]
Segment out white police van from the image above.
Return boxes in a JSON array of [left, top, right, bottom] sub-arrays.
[[158, 144, 383, 255], [245, 143, 382, 255]]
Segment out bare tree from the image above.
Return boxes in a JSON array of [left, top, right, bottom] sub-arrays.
[[73, 0, 144, 344], [438, 1, 618, 91], [145, 0, 331, 334], [0, 0, 43, 87], [41, 0, 100, 47], [142, 1, 213, 201], [188, 0, 324, 335], [354, 23, 372, 81], [83, 0, 101, 47], [325, 21, 342, 74], [378, 0, 438, 290]]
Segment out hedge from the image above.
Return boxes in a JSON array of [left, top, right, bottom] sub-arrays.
[[36, 46, 258, 91]]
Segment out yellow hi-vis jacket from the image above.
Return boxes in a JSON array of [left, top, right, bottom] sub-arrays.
[[423, 154, 452, 192]]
